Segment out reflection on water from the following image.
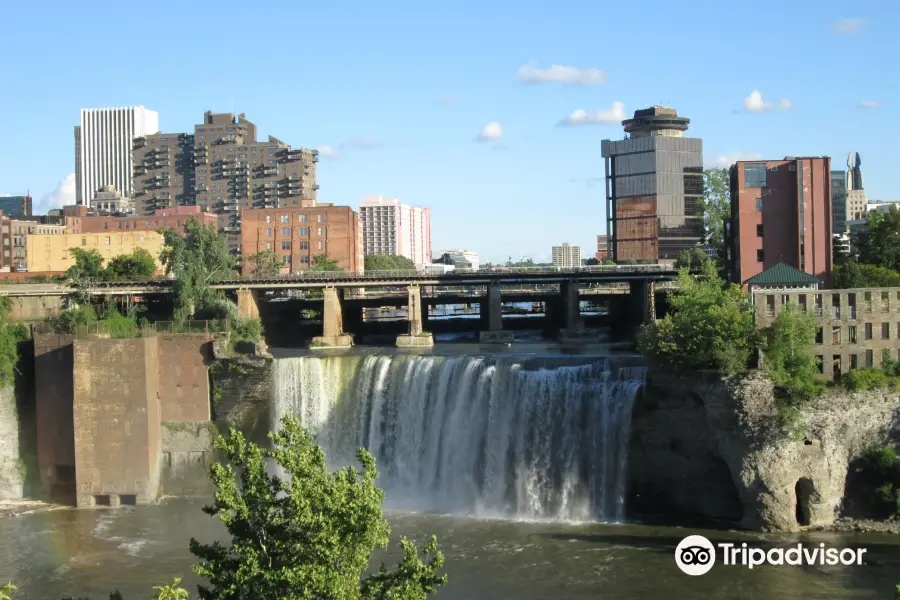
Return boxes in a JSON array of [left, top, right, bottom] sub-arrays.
[[1, 499, 898, 599]]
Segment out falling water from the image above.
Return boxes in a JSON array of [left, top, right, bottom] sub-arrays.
[[271, 355, 645, 522]]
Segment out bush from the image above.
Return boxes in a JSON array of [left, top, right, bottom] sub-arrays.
[[763, 303, 822, 402], [100, 307, 140, 339], [841, 368, 888, 392], [52, 305, 98, 334]]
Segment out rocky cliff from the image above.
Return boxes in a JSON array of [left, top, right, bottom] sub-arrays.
[[629, 369, 900, 531], [0, 386, 24, 500]]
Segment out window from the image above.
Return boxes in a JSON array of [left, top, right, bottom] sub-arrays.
[[865, 323, 873, 340], [317, 215, 322, 223], [756, 224, 764, 237], [266, 215, 271, 224], [281, 241, 291, 250], [866, 350, 874, 368], [103, 222, 108, 230], [298, 227, 309, 236], [815, 327, 823, 344], [300, 255, 310, 264], [280, 215, 289, 223], [798, 296, 807, 312], [832, 326, 841, 344], [317, 227, 323, 236], [771, 165, 778, 172], [105, 237, 111, 246], [266, 242, 272, 250], [317, 240, 323, 250], [848, 325, 857, 344], [117, 222, 122, 229], [298, 214, 308, 223], [81, 237, 86, 246], [882, 291, 890, 312], [756, 249, 764, 262], [281, 228, 290, 237], [744, 163, 767, 187], [282, 255, 291, 265], [299, 241, 309, 250], [266, 228, 272, 237], [851, 354, 858, 369], [755, 197, 763, 212], [883, 323, 890, 340]]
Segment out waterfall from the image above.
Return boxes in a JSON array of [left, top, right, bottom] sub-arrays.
[[271, 355, 644, 522]]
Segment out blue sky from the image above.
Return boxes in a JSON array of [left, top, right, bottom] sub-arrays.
[[0, 0, 897, 263]]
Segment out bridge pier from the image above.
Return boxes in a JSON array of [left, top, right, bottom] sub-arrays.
[[236, 288, 260, 320], [396, 285, 434, 348], [311, 287, 353, 349], [479, 283, 514, 343], [629, 279, 655, 324]]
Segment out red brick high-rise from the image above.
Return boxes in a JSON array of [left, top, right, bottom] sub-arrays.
[[726, 157, 833, 286]]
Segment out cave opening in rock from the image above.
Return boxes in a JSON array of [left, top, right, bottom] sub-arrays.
[[795, 478, 816, 526]]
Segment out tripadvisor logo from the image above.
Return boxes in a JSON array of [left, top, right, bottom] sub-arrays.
[[674, 535, 867, 576]]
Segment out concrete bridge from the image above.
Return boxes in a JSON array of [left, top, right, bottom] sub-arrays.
[[0, 265, 676, 344]]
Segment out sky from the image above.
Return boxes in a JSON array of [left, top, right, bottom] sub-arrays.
[[0, 0, 898, 264]]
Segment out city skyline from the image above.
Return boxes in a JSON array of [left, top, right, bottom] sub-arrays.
[[1, 0, 896, 263]]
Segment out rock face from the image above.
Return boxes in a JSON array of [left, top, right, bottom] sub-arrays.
[[0, 386, 24, 500], [630, 369, 900, 531]]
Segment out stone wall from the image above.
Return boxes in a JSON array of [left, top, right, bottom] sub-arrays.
[[7, 296, 64, 322], [158, 422, 217, 497], [209, 357, 273, 446], [72, 338, 161, 507], [157, 334, 213, 422], [0, 386, 23, 500], [631, 369, 900, 531], [33, 333, 75, 497]]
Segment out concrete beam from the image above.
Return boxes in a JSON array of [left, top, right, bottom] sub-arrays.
[[396, 285, 434, 348], [311, 287, 352, 349]]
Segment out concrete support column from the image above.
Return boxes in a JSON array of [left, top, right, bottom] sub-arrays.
[[397, 285, 434, 347], [479, 283, 513, 343], [629, 279, 653, 325], [311, 287, 353, 349], [560, 280, 583, 330], [236, 288, 260, 320]]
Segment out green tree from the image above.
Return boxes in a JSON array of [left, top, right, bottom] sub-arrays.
[[189, 416, 447, 600], [243, 250, 282, 277], [309, 254, 341, 272], [152, 578, 189, 600], [0, 297, 29, 386], [365, 254, 416, 271], [675, 247, 710, 270], [66, 248, 105, 280], [833, 261, 900, 289], [762, 302, 821, 401], [853, 205, 900, 270], [104, 248, 157, 281], [638, 259, 757, 375], [159, 218, 237, 323], [700, 168, 731, 253]]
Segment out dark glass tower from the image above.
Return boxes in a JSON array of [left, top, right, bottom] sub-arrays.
[[601, 106, 703, 263]]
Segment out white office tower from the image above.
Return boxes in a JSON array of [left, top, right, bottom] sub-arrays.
[[552, 243, 582, 268], [74, 106, 160, 205], [359, 195, 432, 267]]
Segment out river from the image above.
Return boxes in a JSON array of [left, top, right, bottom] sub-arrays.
[[1, 345, 899, 598]]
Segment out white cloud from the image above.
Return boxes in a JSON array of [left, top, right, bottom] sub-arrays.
[[318, 145, 339, 159], [558, 102, 626, 126], [476, 122, 504, 142], [517, 64, 606, 86], [858, 100, 882, 109], [36, 173, 76, 214], [743, 91, 791, 113], [832, 19, 864, 35], [707, 152, 764, 168]]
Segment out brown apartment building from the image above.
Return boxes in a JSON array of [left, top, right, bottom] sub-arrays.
[[133, 111, 319, 255], [726, 157, 833, 287], [241, 206, 362, 273]]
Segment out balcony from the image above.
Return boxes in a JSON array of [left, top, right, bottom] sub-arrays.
[[218, 134, 237, 144], [134, 166, 147, 176], [223, 226, 241, 233], [133, 137, 146, 149]]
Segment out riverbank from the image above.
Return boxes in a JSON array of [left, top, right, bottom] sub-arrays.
[[0, 499, 65, 519]]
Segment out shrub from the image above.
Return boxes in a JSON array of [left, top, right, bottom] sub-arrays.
[[763, 303, 822, 402], [100, 307, 140, 339], [841, 368, 888, 392], [51, 304, 97, 334]]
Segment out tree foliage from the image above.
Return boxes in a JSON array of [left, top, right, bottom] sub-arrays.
[[638, 260, 757, 375], [700, 167, 730, 253], [66, 248, 105, 280], [833, 261, 900, 289], [159, 218, 237, 323], [309, 254, 341, 272], [762, 302, 821, 401], [675, 248, 710, 270], [853, 205, 900, 271], [104, 248, 157, 280], [189, 416, 447, 600], [243, 251, 282, 278], [365, 254, 416, 271], [0, 298, 28, 386]]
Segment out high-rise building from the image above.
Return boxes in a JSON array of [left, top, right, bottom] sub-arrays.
[[595, 234, 609, 261], [0, 195, 32, 218], [359, 196, 431, 267], [75, 106, 160, 204], [601, 106, 703, 263], [132, 111, 319, 254], [831, 170, 848, 233], [726, 157, 833, 286], [551, 243, 582, 268]]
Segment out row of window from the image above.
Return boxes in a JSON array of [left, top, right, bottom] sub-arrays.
[[814, 323, 898, 344], [765, 291, 900, 317], [263, 227, 324, 237], [266, 214, 322, 224], [262, 240, 324, 251]]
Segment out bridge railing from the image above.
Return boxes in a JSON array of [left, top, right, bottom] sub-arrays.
[[31, 319, 221, 339]]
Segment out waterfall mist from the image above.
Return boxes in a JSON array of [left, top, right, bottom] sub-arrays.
[[271, 355, 644, 522]]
